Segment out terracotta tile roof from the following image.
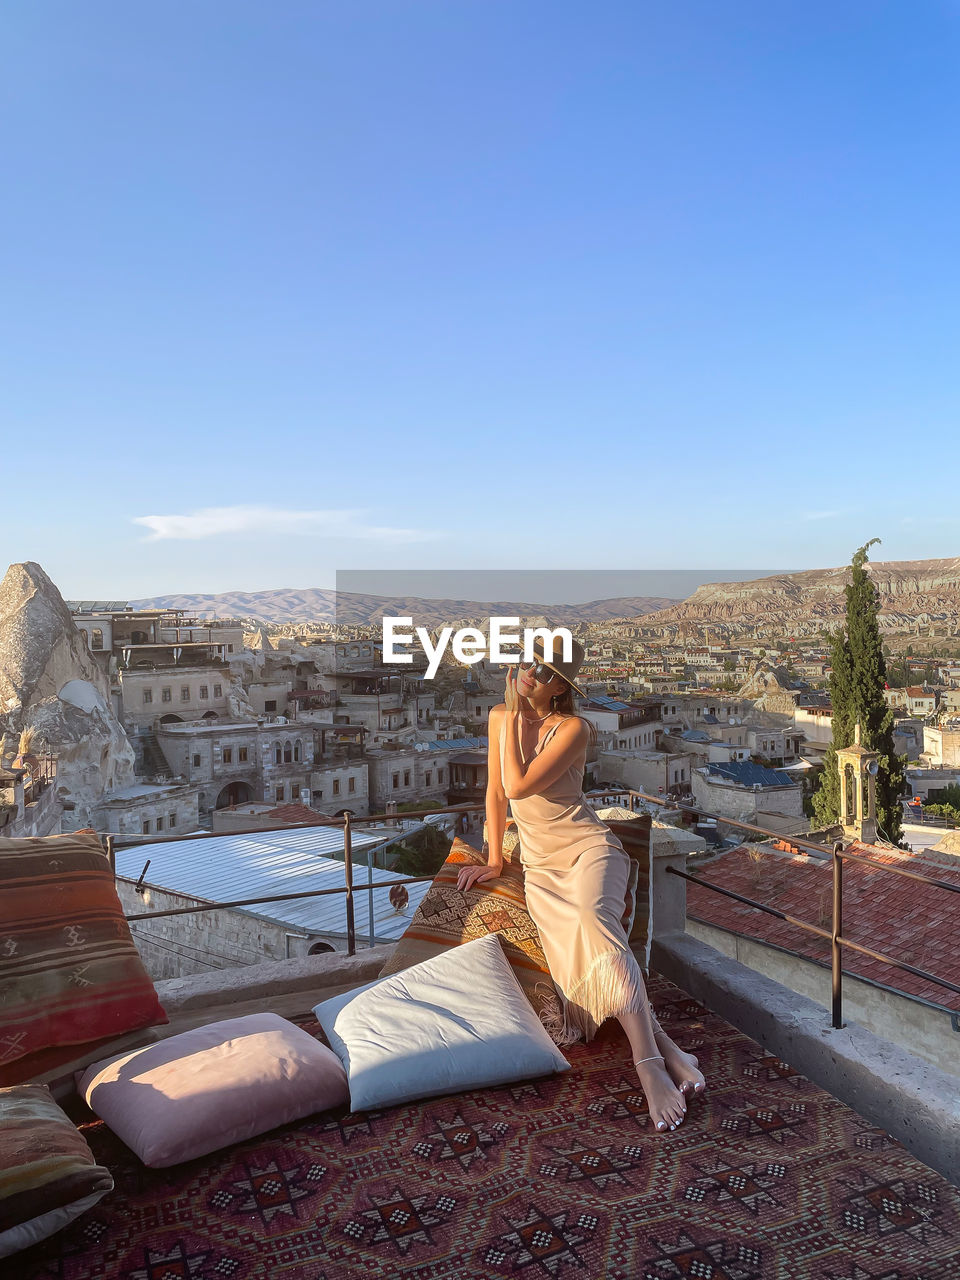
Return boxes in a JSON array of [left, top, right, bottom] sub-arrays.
[[686, 840, 960, 1011]]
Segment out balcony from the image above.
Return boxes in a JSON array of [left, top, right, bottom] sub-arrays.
[[9, 800, 960, 1278]]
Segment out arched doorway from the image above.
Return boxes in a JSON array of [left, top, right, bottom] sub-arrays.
[[216, 780, 253, 809], [159, 713, 183, 725], [202, 711, 219, 720]]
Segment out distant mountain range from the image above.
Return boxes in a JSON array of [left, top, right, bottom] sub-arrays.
[[132, 556, 960, 632], [130, 588, 679, 626]]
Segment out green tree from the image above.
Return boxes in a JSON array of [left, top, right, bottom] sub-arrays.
[[390, 824, 452, 878], [811, 540, 906, 841]]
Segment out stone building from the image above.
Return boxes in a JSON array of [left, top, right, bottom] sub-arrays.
[[92, 781, 201, 837], [156, 720, 318, 815], [596, 748, 692, 798], [690, 760, 803, 832]]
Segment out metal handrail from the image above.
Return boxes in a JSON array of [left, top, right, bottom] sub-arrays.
[[106, 803, 486, 954], [102, 784, 957, 1021], [620, 787, 960, 1028]]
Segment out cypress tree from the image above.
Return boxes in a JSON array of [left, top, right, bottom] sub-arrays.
[[811, 540, 906, 841]]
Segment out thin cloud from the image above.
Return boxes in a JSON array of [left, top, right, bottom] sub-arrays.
[[133, 505, 442, 543]]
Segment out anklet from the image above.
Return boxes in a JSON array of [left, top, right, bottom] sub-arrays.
[[634, 1054, 665, 1066]]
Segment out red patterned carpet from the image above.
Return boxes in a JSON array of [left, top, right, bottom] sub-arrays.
[[15, 972, 960, 1280]]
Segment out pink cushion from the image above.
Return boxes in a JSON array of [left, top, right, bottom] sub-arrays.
[[76, 1013, 348, 1168]]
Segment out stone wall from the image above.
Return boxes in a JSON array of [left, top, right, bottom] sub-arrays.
[[116, 879, 341, 980]]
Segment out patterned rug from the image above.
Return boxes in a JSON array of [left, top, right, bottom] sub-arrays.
[[15, 971, 960, 1280]]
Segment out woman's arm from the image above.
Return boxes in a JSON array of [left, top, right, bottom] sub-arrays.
[[456, 703, 506, 892], [500, 669, 588, 800]]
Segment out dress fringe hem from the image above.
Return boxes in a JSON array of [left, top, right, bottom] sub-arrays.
[[557, 947, 654, 1045]]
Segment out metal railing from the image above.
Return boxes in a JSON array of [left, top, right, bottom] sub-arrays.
[[619, 788, 960, 1030], [102, 789, 959, 1029], [106, 803, 485, 955]]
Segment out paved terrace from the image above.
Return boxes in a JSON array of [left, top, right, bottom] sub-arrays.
[[14, 812, 960, 1278]]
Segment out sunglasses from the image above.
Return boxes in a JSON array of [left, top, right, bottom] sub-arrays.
[[517, 660, 560, 685]]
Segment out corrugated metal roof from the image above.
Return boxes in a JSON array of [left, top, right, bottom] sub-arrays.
[[115, 826, 432, 942], [416, 737, 487, 752]]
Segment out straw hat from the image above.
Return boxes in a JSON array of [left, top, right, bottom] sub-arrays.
[[528, 636, 587, 697]]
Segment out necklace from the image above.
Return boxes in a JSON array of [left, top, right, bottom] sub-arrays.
[[520, 706, 553, 723]]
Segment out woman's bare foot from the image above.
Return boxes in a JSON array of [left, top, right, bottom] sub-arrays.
[[633, 1055, 687, 1133], [654, 1029, 706, 1098]]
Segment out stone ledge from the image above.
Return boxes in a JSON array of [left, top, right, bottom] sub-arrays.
[[653, 930, 960, 1188], [155, 945, 396, 1017]]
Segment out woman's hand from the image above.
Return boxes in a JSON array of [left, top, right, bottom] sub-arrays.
[[456, 862, 503, 892], [504, 665, 520, 716]]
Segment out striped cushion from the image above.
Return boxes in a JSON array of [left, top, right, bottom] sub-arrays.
[[0, 1083, 113, 1258], [0, 831, 167, 1085]]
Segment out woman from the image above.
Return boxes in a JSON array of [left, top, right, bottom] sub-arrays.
[[456, 638, 705, 1134]]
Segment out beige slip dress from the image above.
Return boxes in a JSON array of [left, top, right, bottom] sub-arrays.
[[499, 713, 663, 1045]]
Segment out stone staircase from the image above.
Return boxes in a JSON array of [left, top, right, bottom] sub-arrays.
[[138, 732, 173, 780]]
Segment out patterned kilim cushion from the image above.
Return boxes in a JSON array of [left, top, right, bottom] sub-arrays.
[[0, 831, 167, 1086], [379, 832, 648, 1046], [0, 1083, 114, 1259]]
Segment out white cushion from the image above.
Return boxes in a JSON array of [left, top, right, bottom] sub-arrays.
[[312, 933, 570, 1110]]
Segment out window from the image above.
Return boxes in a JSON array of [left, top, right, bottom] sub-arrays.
[[238, 746, 248, 763], [275, 744, 282, 764], [265, 700, 277, 712], [228, 644, 234, 653], [192, 753, 201, 767], [156, 816, 164, 831], [223, 748, 233, 764], [333, 778, 341, 796], [284, 741, 292, 763], [142, 820, 151, 834], [475, 705, 481, 717], [181, 686, 190, 702], [392, 773, 400, 789], [276, 785, 285, 801], [403, 770, 410, 786], [199, 686, 208, 700], [348, 776, 355, 793], [425, 770, 432, 786], [294, 740, 301, 762], [142, 689, 153, 704], [213, 683, 222, 697], [91, 628, 103, 650], [161, 687, 171, 702], [168, 813, 176, 828]]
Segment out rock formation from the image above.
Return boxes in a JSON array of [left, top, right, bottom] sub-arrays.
[[642, 557, 960, 636], [0, 562, 135, 827]]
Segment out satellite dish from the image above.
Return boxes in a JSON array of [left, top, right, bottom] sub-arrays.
[[866, 759, 880, 776]]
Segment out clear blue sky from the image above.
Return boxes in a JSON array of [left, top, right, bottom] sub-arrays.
[[2, 2, 958, 599]]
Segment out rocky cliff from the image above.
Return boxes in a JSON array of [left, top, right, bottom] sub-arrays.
[[642, 558, 960, 635], [0, 562, 135, 827]]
